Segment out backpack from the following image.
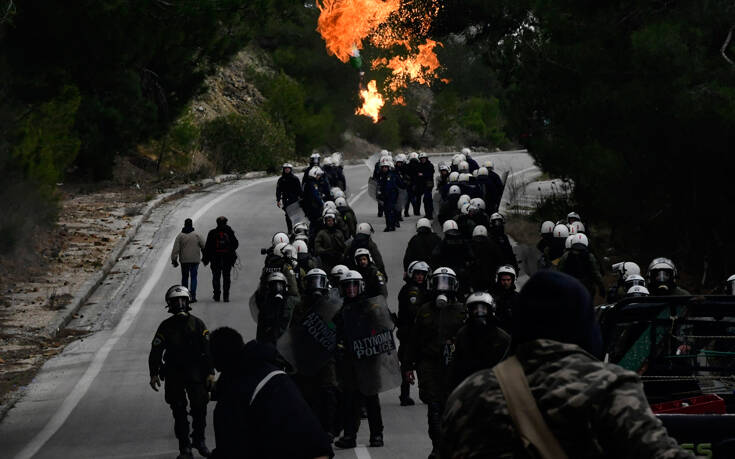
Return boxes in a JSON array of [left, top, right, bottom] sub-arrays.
[[215, 230, 232, 254]]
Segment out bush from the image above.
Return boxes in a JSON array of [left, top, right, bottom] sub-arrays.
[[201, 110, 293, 173]]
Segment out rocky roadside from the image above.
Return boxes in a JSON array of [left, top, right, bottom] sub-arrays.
[[0, 171, 266, 418]]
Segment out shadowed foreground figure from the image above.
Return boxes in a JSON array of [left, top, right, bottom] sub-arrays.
[[440, 271, 693, 459], [209, 327, 333, 459]]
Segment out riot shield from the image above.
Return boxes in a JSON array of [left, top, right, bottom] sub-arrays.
[[285, 201, 307, 227], [249, 292, 259, 322], [342, 295, 401, 395], [277, 294, 342, 376], [395, 188, 409, 212], [368, 177, 378, 201]]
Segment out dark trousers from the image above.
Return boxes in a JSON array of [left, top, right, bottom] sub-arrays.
[[180, 263, 199, 299], [417, 188, 434, 218], [343, 390, 383, 438], [164, 378, 208, 444], [211, 259, 232, 300], [384, 198, 398, 230], [284, 211, 293, 234]]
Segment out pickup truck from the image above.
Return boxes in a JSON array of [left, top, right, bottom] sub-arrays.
[[598, 295, 735, 458]]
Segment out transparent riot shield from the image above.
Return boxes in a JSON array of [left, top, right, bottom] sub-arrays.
[[277, 294, 342, 376], [342, 295, 401, 395]]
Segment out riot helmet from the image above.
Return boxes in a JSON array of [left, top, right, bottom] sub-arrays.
[[626, 285, 650, 298], [489, 213, 505, 228], [305, 268, 329, 295], [330, 264, 349, 287], [416, 218, 432, 233], [340, 270, 365, 298], [267, 272, 288, 298], [647, 258, 678, 293], [272, 232, 290, 247], [496, 265, 517, 289], [567, 212, 581, 224], [726, 274, 735, 295], [448, 172, 460, 183], [357, 222, 374, 235], [165, 285, 191, 314], [624, 274, 646, 290], [465, 292, 495, 325], [472, 225, 488, 238], [430, 267, 459, 294], [407, 261, 430, 284], [354, 248, 372, 267], [569, 221, 586, 235], [540, 221, 555, 235], [552, 224, 569, 239]]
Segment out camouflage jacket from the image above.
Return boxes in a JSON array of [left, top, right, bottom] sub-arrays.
[[440, 339, 693, 459]]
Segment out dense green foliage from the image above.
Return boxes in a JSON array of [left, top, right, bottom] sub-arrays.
[[436, 0, 735, 285], [202, 110, 293, 172]]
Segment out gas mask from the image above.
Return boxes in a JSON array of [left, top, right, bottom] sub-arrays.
[[435, 294, 449, 309]]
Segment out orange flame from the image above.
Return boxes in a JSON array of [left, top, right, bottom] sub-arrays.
[[356, 80, 385, 123], [317, 0, 400, 63], [373, 38, 443, 93], [316, 0, 446, 122]]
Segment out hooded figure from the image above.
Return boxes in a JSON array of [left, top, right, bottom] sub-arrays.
[[441, 271, 691, 458], [203, 216, 239, 302]]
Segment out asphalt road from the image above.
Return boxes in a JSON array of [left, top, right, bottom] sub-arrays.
[[0, 151, 536, 459]]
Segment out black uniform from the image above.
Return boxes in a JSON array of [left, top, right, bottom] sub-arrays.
[[356, 263, 388, 298], [203, 223, 239, 302], [431, 231, 476, 296], [491, 287, 519, 332], [402, 229, 442, 272], [344, 234, 387, 278], [397, 280, 427, 403], [489, 227, 517, 272], [415, 159, 435, 219], [469, 236, 504, 292], [256, 267, 300, 345], [437, 195, 460, 225], [276, 172, 302, 233], [149, 313, 213, 451], [448, 321, 510, 391]]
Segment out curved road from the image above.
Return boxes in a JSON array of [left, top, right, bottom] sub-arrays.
[[0, 151, 535, 459]]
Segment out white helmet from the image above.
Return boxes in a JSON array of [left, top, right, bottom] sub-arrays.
[[470, 198, 486, 210], [565, 235, 575, 250], [354, 248, 372, 264], [477, 167, 489, 176], [439, 162, 451, 172], [379, 156, 393, 167], [457, 195, 471, 209], [540, 221, 555, 234], [310, 152, 321, 163], [627, 285, 650, 297], [395, 153, 408, 163], [489, 213, 505, 226], [452, 155, 462, 166], [647, 257, 678, 288], [613, 261, 641, 279], [461, 147, 471, 156], [569, 233, 589, 248], [726, 274, 735, 295], [292, 240, 308, 254], [448, 171, 460, 182], [568, 221, 585, 234], [357, 222, 373, 235], [465, 292, 495, 320], [567, 211, 581, 223], [340, 270, 365, 298], [329, 265, 350, 287], [484, 160, 494, 170], [460, 202, 471, 215], [331, 187, 345, 199], [624, 274, 646, 289], [282, 162, 294, 169], [407, 260, 431, 278], [430, 267, 459, 292], [553, 224, 569, 238], [442, 220, 459, 233], [308, 166, 323, 178], [323, 157, 333, 166], [472, 225, 488, 238], [458, 173, 471, 183], [292, 222, 309, 235], [448, 185, 461, 195], [416, 218, 432, 231], [304, 268, 329, 292], [458, 161, 470, 172], [472, 169, 479, 178], [495, 265, 517, 283], [272, 232, 290, 247], [323, 212, 337, 224], [418, 152, 428, 159], [409, 152, 419, 161], [380, 149, 392, 157], [324, 200, 337, 210], [335, 197, 347, 207]]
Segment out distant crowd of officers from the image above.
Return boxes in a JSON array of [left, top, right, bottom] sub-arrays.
[[153, 148, 724, 459]]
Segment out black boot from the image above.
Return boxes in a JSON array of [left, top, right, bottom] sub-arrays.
[[213, 293, 220, 302], [369, 433, 384, 447], [177, 440, 193, 459], [334, 435, 356, 449], [192, 438, 211, 457], [399, 383, 415, 406]]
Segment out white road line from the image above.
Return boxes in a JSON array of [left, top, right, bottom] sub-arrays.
[[507, 165, 539, 178], [348, 187, 369, 207], [15, 177, 275, 459], [354, 445, 372, 459]]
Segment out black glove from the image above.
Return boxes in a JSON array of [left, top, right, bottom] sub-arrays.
[[172, 260, 179, 268]]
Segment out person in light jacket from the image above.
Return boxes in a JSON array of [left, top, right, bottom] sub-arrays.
[[171, 218, 205, 302]]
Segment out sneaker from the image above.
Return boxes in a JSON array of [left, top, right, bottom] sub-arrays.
[[400, 396, 415, 406], [369, 434, 384, 447], [334, 436, 357, 449], [192, 439, 211, 457]]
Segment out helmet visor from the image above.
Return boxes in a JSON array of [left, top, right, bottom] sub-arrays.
[[305, 275, 328, 292], [625, 278, 646, 289], [653, 270, 672, 284], [431, 274, 457, 293], [167, 297, 188, 313], [268, 280, 286, 295], [340, 279, 363, 298], [468, 302, 489, 318]]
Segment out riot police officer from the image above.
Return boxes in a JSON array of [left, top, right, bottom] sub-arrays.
[[354, 248, 388, 298], [405, 267, 466, 458], [646, 258, 690, 295], [256, 270, 300, 345], [397, 260, 430, 406], [377, 157, 404, 232], [149, 285, 214, 459], [415, 153, 435, 219], [448, 292, 510, 392], [276, 163, 302, 233], [491, 265, 519, 332], [402, 218, 441, 273]]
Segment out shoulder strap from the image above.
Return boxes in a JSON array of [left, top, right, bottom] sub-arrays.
[[493, 356, 569, 459], [249, 370, 286, 406]]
